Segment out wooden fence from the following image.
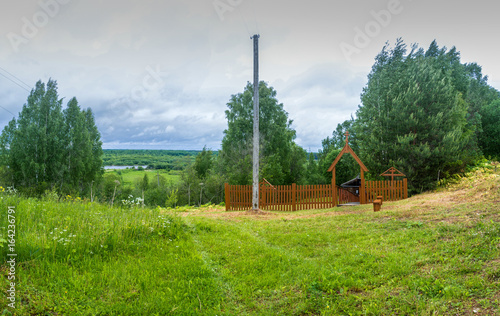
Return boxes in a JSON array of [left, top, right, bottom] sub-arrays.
[[364, 179, 408, 203], [224, 183, 334, 211], [225, 179, 407, 211], [261, 184, 334, 211]]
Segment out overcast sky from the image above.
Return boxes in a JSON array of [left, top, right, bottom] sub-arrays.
[[1, 0, 499, 151]]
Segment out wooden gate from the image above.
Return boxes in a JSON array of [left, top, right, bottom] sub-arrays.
[[225, 179, 407, 211]]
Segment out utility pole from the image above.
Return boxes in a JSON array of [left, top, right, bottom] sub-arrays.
[[252, 34, 260, 211]]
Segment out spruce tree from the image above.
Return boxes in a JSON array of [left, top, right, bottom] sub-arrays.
[[355, 40, 473, 192]]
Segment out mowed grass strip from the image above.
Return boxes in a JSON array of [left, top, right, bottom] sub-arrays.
[[184, 164, 500, 315], [187, 207, 499, 315]]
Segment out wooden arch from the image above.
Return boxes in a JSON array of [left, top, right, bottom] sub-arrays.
[[327, 131, 368, 205]]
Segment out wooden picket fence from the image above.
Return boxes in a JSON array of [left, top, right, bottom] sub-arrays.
[[225, 179, 407, 211], [224, 183, 334, 211], [260, 184, 334, 211], [364, 179, 408, 203]]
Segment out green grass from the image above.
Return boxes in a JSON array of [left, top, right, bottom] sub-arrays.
[[105, 168, 181, 186], [1, 163, 499, 315], [102, 149, 199, 169], [0, 195, 221, 315]]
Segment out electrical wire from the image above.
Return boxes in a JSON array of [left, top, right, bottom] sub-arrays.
[[0, 66, 32, 117], [237, 9, 252, 38], [0, 66, 32, 91], [0, 105, 16, 118], [0, 71, 30, 93]]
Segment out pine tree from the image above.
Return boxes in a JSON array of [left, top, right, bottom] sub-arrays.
[[355, 41, 471, 192], [480, 99, 500, 159]]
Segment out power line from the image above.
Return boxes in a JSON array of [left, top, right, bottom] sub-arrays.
[[0, 66, 32, 118], [237, 9, 252, 38], [0, 71, 30, 93], [0, 105, 16, 118], [0, 66, 32, 90]]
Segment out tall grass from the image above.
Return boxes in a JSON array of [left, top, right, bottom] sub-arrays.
[[0, 194, 223, 315]]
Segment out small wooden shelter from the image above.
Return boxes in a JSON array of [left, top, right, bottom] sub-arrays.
[[340, 175, 361, 197], [327, 132, 368, 205]]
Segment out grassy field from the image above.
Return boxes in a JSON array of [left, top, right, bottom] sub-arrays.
[[1, 163, 499, 315], [105, 168, 181, 186], [102, 149, 198, 170]]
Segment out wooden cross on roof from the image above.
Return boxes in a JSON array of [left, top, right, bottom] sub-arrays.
[[344, 131, 349, 144], [380, 167, 406, 182]]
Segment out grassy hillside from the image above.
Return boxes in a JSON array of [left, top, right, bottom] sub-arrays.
[[1, 162, 499, 315]]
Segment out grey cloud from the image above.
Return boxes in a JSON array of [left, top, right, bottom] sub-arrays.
[[1, 0, 500, 152]]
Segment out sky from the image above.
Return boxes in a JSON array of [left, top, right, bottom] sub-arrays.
[[1, 0, 499, 151]]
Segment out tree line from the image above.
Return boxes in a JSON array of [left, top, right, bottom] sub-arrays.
[[102, 149, 198, 170], [0, 39, 499, 206], [0, 80, 102, 196], [181, 39, 499, 202], [335, 39, 500, 193]]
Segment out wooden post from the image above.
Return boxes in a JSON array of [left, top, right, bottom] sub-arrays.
[[403, 178, 408, 199], [332, 167, 336, 206], [261, 183, 265, 210], [360, 168, 365, 204], [225, 183, 230, 211], [292, 183, 296, 211]]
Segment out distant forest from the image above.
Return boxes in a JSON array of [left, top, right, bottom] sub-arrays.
[[102, 149, 204, 170]]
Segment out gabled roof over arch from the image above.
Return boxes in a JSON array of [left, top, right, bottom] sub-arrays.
[[327, 131, 368, 173]]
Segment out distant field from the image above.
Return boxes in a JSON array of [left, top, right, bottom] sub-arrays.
[[105, 168, 181, 185], [102, 149, 200, 170]]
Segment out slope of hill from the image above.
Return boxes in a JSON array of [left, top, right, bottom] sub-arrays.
[[1, 162, 498, 315]]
